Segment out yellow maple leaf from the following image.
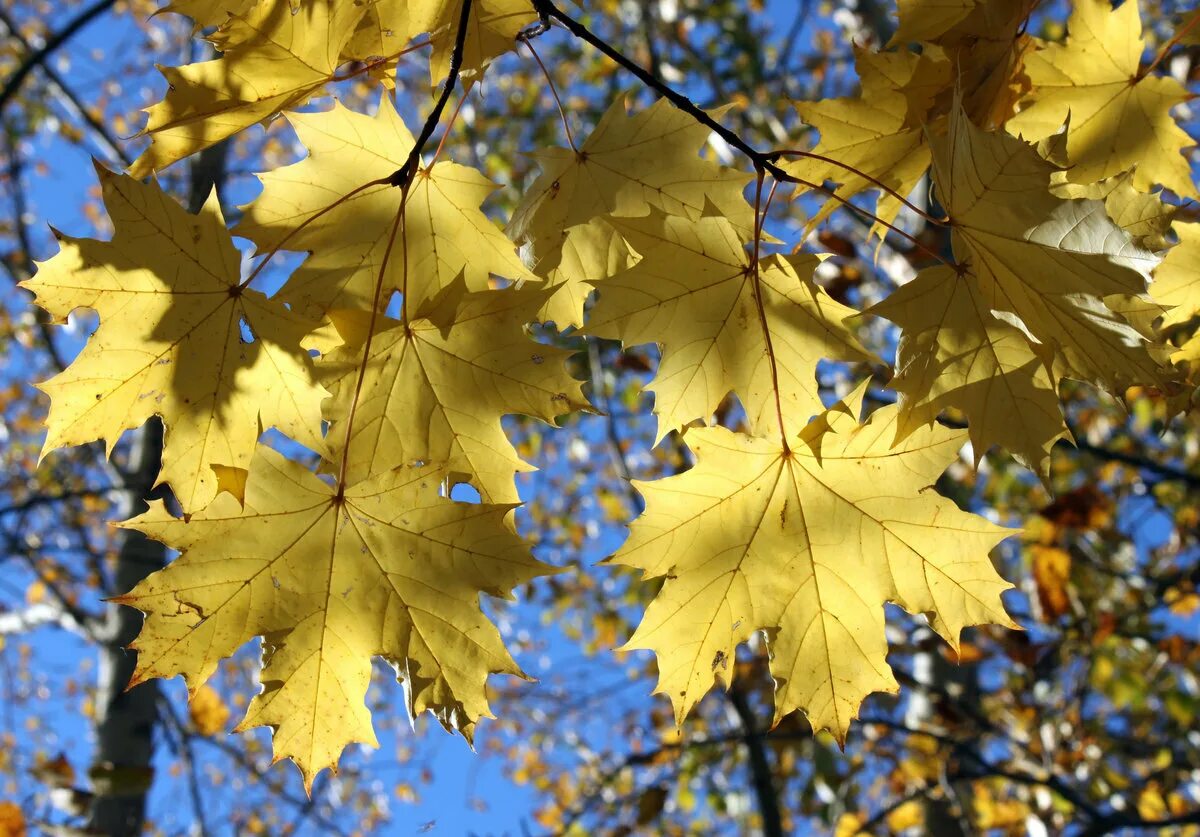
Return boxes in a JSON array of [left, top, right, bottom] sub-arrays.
[[130, 0, 366, 177], [890, 0, 977, 43], [508, 97, 754, 282], [1153, 223, 1200, 331], [890, 0, 1037, 127], [612, 389, 1015, 738], [869, 265, 1069, 476], [117, 445, 552, 790], [933, 103, 1168, 394], [236, 96, 532, 320], [787, 1, 1037, 235], [1054, 174, 1178, 251], [536, 218, 639, 330], [787, 47, 949, 231], [22, 165, 325, 514], [585, 211, 872, 441], [319, 284, 588, 503], [1152, 222, 1200, 364], [159, 0, 256, 31], [347, 0, 534, 82], [1006, 0, 1197, 198]]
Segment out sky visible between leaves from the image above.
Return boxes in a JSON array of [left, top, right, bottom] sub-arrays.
[[4, 0, 1196, 834]]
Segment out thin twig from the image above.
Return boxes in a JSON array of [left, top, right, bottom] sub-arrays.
[[0, 0, 118, 113], [0, 6, 130, 166], [1140, 11, 1200, 80]]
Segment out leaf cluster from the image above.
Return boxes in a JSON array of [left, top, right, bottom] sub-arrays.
[[20, 0, 1200, 790]]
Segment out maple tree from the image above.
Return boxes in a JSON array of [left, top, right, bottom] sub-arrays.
[[2, 0, 1200, 833]]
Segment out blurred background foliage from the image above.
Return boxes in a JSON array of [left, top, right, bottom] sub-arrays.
[[1, 0, 1199, 834]]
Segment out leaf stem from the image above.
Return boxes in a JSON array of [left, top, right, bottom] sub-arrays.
[[767, 148, 949, 225], [749, 168, 790, 454], [335, 0, 476, 490], [329, 39, 433, 84], [1139, 12, 1199, 81], [521, 36, 577, 151], [336, 195, 408, 493], [237, 176, 392, 291], [429, 87, 471, 166]]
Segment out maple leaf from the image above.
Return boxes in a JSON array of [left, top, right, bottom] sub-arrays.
[[318, 284, 588, 503], [787, 47, 949, 231], [129, 0, 365, 177], [585, 211, 872, 441], [932, 104, 1167, 394], [889, 0, 977, 44], [1152, 222, 1200, 363], [869, 266, 1069, 476], [889, 0, 1037, 127], [236, 96, 532, 320], [22, 165, 325, 514], [1054, 175, 1178, 251], [611, 388, 1016, 737], [346, 0, 534, 82], [116, 445, 552, 790], [159, 0, 255, 30], [536, 218, 639, 330], [508, 97, 754, 282], [1006, 0, 1197, 198]]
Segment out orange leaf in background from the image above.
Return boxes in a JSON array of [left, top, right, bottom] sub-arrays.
[[1031, 545, 1072, 619], [0, 802, 25, 837]]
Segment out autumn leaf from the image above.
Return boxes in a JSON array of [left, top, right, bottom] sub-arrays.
[[585, 210, 872, 441], [319, 284, 588, 503], [0, 801, 24, 837], [889, 0, 978, 45], [861, 105, 1171, 476], [536, 218, 639, 330], [508, 97, 754, 282], [889, 0, 1037, 126], [236, 96, 532, 320], [1030, 544, 1072, 619], [787, 46, 948, 232], [346, 0, 535, 83], [612, 388, 1016, 737], [1006, 0, 1197, 197], [117, 446, 552, 790], [130, 0, 366, 177], [159, 0, 255, 31], [1153, 223, 1200, 330], [1054, 175, 1178, 251], [1152, 222, 1200, 363], [869, 265, 1069, 476], [22, 165, 325, 514], [932, 103, 1168, 394]]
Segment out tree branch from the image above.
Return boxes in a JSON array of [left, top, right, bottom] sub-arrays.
[[0, 0, 118, 114], [0, 5, 130, 166], [726, 687, 785, 837], [386, 0, 473, 188]]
